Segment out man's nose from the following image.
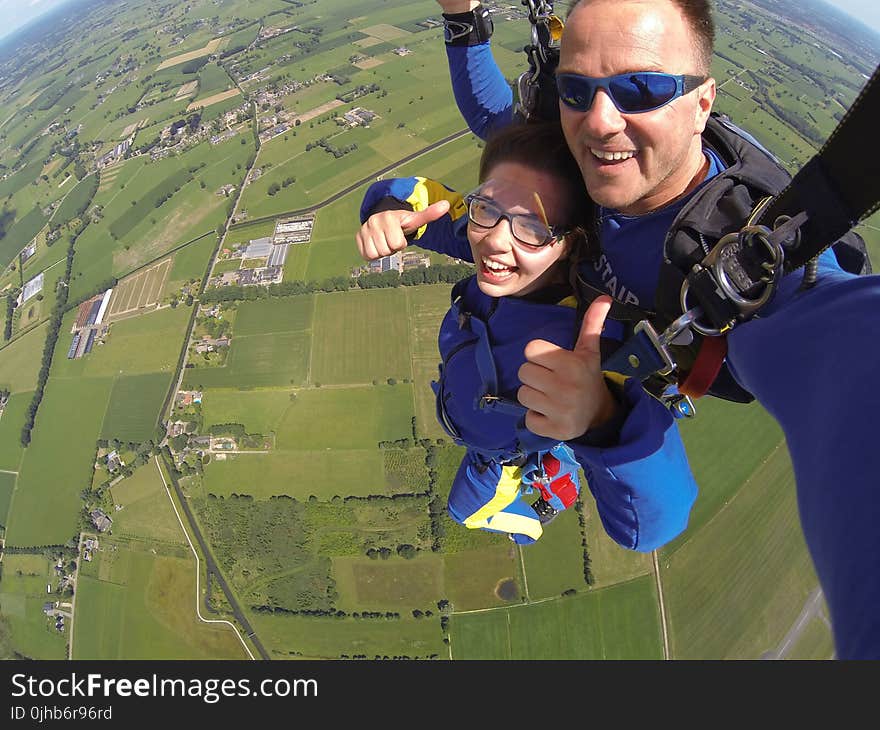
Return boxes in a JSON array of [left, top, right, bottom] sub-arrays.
[[577, 88, 627, 138]]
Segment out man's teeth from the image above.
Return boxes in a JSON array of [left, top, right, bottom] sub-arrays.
[[483, 258, 512, 272], [591, 149, 635, 161]]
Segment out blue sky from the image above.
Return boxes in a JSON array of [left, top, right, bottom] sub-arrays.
[[824, 0, 880, 34], [0, 0, 878, 43], [0, 0, 73, 42]]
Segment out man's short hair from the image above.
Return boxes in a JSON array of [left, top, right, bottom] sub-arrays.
[[568, 0, 716, 76]]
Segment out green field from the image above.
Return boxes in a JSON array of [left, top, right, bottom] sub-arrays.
[[183, 330, 310, 388], [0, 391, 33, 471], [101, 372, 173, 442], [311, 288, 413, 384], [0, 470, 15, 528], [234, 296, 315, 335], [0, 554, 67, 659], [53, 305, 190, 380], [0, 323, 48, 394], [73, 543, 248, 660], [248, 610, 445, 659], [663, 443, 825, 659], [449, 576, 663, 659], [519, 506, 588, 599], [165, 233, 218, 294], [5, 376, 113, 546], [109, 461, 189, 545], [332, 552, 445, 612], [273, 385, 413, 450], [202, 449, 385, 499]]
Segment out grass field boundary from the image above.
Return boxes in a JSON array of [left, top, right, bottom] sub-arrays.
[[153, 457, 254, 659]]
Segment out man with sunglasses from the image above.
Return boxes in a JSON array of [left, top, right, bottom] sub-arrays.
[[432, 0, 880, 659]]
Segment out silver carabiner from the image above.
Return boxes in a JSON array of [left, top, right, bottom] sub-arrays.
[[680, 225, 785, 336]]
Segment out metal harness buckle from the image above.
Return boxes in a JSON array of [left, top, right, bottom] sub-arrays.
[[680, 224, 786, 336]]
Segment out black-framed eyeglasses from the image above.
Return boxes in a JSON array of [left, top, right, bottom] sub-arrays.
[[557, 71, 707, 114], [464, 194, 568, 249]]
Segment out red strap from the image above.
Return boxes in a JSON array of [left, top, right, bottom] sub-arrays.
[[679, 336, 728, 398]]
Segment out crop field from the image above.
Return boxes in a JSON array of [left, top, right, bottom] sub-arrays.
[[0, 206, 48, 271], [50, 173, 99, 226], [302, 192, 371, 283], [164, 233, 217, 294], [405, 284, 454, 439], [383, 447, 429, 494], [203, 449, 385, 500], [442, 545, 521, 612], [331, 552, 445, 611], [200, 387, 293, 434], [155, 38, 225, 72], [100, 372, 173, 442], [0, 470, 15, 527], [183, 330, 310, 389], [273, 385, 413, 450], [0, 322, 47, 394], [233, 296, 314, 336], [668, 398, 786, 540], [109, 462, 188, 546], [662, 443, 825, 659], [519, 507, 588, 599], [449, 576, 663, 660], [0, 391, 33, 472], [0, 554, 67, 660], [73, 543, 247, 660], [106, 259, 172, 319], [4, 376, 113, 546], [310, 288, 412, 384]]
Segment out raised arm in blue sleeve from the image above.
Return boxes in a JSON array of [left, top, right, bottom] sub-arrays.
[[570, 377, 699, 552], [360, 176, 474, 261], [726, 254, 880, 660], [445, 43, 514, 140]]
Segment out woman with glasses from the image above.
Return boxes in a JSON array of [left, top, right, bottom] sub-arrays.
[[357, 122, 698, 549]]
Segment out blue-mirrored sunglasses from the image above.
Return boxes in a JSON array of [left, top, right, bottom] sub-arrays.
[[557, 71, 707, 114]]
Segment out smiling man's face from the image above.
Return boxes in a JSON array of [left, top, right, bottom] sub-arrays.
[[558, 0, 716, 215]]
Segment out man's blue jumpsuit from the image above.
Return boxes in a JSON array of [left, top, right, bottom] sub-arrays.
[[361, 179, 699, 550], [440, 41, 880, 659]]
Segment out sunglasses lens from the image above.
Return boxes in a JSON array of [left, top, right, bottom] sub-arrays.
[[610, 73, 678, 112], [558, 73, 682, 113], [557, 75, 594, 111]]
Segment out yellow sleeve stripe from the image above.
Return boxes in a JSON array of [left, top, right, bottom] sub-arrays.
[[407, 178, 468, 239], [463, 465, 522, 527]]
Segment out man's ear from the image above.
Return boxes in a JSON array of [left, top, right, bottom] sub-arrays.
[[694, 77, 716, 134]]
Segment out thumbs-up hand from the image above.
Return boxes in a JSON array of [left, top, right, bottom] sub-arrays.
[[517, 296, 617, 441], [356, 200, 451, 260]]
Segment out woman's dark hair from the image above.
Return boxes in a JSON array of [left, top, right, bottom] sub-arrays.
[[478, 120, 596, 268]]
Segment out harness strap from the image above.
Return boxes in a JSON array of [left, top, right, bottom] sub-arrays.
[[678, 335, 727, 398]]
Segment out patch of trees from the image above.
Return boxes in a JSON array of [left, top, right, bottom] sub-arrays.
[[4, 293, 16, 341], [208, 423, 247, 438], [181, 57, 210, 74], [336, 83, 380, 104], [760, 88, 825, 147], [574, 500, 594, 585]]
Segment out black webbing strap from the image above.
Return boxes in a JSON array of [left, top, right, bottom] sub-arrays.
[[757, 63, 880, 272]]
